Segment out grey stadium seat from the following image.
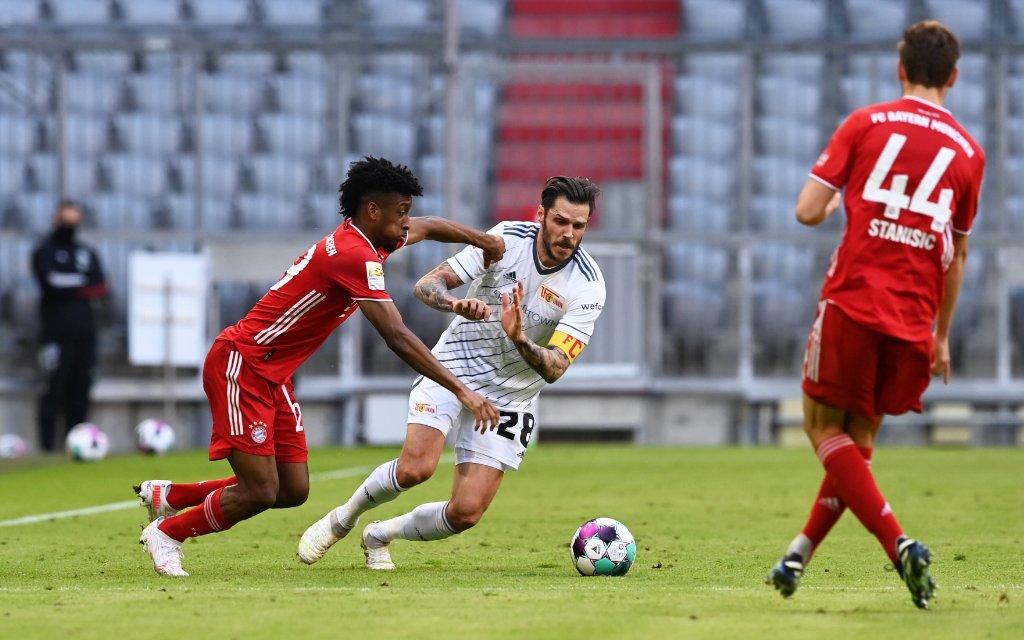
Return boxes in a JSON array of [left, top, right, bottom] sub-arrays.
[[354, 114, 416, 166], [173, 156, 244, 197], [457, 0, 505, 38], [196, 113, 255, 156], [114, 112, 185, 155], [74, 51, 134, 74], [258, 113, 325, 157], [61, 113, 112, 155], [757, 77, 820, 119], [925, 0, 988, 39], [118, 0, 182, 24], [357, 73, 420, 116], [664, 243, 730, 285], [763, 0, 825, 39], [215, 51, 277, 75], [187, 0, 253, 26], [0, 0, 39, 26], [365, 0, 431, 28], [64, 156, 100, 194], [48, 0, 110, 24], [0, 115, 38, 155], [235, 193, 305, 231], [669, 157, 734, 200], [270, 75, 328, 116], [27, 154, 58, 192], [202, 74, 269, 114], [248, 155, 313, 197], [667, 195, 731, 233], [65, 73, 126, 114], [126, 74, 188, 114], [752, 156, 811, 198], [672, 116, 737, 158], [104, 154, 170, 197], [846, 0, 908, 39], [259, 0, 323, 26], [751, 244, 816, 284], [750, 195, 803, 234], [681, 0, 745, 39], [755, 117, 820, 158], [0, 158, 27, 195]]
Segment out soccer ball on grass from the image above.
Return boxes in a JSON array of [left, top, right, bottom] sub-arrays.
[[65, 422, 110, 462], [570, 517, 636, 576], [135, 418, 176, 455]]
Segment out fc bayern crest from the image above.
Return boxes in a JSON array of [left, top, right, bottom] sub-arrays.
[[249, 421, 268, 444]]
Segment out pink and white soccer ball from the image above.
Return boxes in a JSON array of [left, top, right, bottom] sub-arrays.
[[0, 433, 29, 458], [135, 419, 176, 455], [65, 423, 110, 462]]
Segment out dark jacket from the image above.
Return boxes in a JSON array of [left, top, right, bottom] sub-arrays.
[[31, 227, 108, 343]]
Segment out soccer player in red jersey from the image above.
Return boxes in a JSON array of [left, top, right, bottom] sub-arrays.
[[765, 21, 985, 610], [135, 157, 504, 576]]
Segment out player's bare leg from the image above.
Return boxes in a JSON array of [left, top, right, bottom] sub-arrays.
[[299, 424, 444, 564], [361, 462, 504, 570]]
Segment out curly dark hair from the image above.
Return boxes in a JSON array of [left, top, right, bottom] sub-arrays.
[[338, 157, 424, 219]]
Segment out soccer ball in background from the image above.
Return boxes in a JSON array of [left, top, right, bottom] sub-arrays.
[[571, 517, 637, 576], [0, 433, 29, 459], [135, 419, 176, 455], [65, 423, 110, 462]]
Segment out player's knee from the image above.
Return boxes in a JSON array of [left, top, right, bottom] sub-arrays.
[[274, 484, 308, 508], [239, 480, 279, 512], [446, 501, 486, 531], [395, 459, 435, 488]]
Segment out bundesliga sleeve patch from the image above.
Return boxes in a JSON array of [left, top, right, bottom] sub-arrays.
[[365, 262, 386, 291]]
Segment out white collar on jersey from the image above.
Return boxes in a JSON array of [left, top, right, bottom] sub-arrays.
[[346, 220, 377, 252], [902, 94, 951, 115]]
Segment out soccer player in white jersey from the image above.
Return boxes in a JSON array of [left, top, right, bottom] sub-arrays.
[[299, 176, 605, 569]]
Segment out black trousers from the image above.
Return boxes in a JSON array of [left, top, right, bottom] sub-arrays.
[[38, 340, 97, 452]]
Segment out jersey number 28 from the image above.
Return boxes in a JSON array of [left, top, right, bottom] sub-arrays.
[[862, 132, 956, 232]]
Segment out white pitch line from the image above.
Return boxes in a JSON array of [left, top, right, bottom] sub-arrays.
[[0, 455, 453, 529]]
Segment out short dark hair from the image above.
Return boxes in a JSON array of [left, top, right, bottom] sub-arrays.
[[540, 176, 601, 215], [56, 198, 81, 213], [898, 20, 959, 89], [338, 157, 423, 219]]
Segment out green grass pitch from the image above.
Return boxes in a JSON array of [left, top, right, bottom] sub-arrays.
[[1, 445, 1021, 639]]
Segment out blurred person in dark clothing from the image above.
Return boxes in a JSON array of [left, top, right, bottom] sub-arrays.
[[31, 200, 108, 451]]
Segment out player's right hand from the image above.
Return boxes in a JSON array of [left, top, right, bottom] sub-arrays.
[[479, 234, 506, 269], [458, 389, 500, 432], [452, 297, 492, 321]]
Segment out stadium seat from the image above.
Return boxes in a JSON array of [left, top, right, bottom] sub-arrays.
[[751, 244, 816, 283], [0, 0, 39, 27], [269, 75, 328, 115], [458, 0, 505, 38], [258, 0, 323, 26], [752, 156, 811, 198], [18, 193, 58, 230], [925, 0, 988, 39], [248, 155, 313, 197], [125, 74, 186, 113], [117, 0, 182, 24], [662, 280, 728, 358], [413, 193, 446, 217], [197, 113, 256, 156], [104, 154, 170, 197], [61, 113, 112, 155], [760, 53, 824, 82], [664, 243, 730, 285], [87, 194, 155, 229], [667, 195, 731, 233], [215, 51, 277, 75], [755, 117, 820, 158], [364, 0, 431, 28], [751, 280, 811, 354], [365, 52, 429, 79], [669, 157, 734, 199], [353, 114, 416, 166], [258, 112, 325, 157], [202, 74, 269, 114], [757, 76, 820, 119], [762, 0, 825, 39], [671, 76, 737, 120], [357, 73, 420, 116], [307, 192, 341, 230], [682, 53, 744, 77], [173, 156, 243, 197], [750, 195, 803, 233], [845, 0, 907, 39], [0, 114, 38, 155], [64, 156, 100, 194], [164, 193, 236, 231], [944, 79, 986, 123], [0, 158, 27, 195], [235, 193, 306, 231], [27, 154, 58, 191], [1006, 196, 1024, 231], [285, 51, 326, 76], [47, 0, 110, 24], [681, 0, 745, 38], [114, 112, 185, 155], [671, 116, 737, 158], [186, 0, 253, 25], [65, 73, 125, 114], [74, 51, 134, 74]]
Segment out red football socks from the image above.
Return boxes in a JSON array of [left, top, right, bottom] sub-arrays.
[[165, 476, 237, 510], [816, 434, 903, 564], [801, 446, 872, 554], [158, 487, 234, 542]]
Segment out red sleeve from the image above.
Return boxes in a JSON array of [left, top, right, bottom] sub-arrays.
[[952, 158, 985, 235], [332, 245, 392, 301], [809, 111, 866, 190]]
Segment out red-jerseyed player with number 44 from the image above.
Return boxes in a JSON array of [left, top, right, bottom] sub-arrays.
[[134, 157, 503, 577], [765, 21, 985, 610]]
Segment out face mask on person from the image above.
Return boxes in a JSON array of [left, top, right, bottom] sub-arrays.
[[52, 223, 77, 244]]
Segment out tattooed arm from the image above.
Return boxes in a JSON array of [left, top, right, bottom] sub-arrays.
[[500, 282, 572, 384], [414, 262, 492, 320]]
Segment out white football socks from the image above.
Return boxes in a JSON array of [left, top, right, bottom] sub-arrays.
[[331, 459, 404, 533], [373, 501, 459, 543], [786, 533, 814, 563]]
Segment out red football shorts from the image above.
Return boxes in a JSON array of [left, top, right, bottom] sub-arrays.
[[802, 300, 932, 422], [202, 339, 307, 463]]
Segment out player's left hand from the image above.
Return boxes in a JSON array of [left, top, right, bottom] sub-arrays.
[[479, 234, 506, 269], [930, 332, 951, 384], [501, 281, 525, 342]]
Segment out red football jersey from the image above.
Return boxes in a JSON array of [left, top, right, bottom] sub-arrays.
[[810, 95, 986, 342], [219, 219, 402, 384]]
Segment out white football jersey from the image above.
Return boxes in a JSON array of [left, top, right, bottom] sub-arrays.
[[431, 221, 606, 410]]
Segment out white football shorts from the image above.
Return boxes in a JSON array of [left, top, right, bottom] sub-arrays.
[[407, 377, 537, 472]]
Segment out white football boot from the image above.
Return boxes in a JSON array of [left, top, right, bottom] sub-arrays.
[[361, 521, 396, 570], [298, 511, 352, 565], [134, 480, 178, 522], [140, 517, 189, 577]]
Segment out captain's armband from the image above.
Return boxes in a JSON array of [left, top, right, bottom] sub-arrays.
[[549, 330, 586, 363]]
